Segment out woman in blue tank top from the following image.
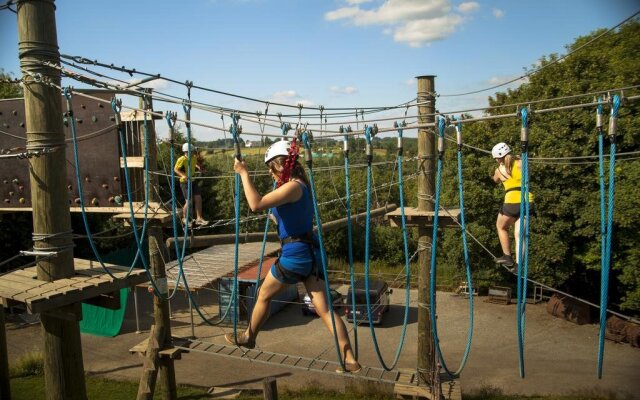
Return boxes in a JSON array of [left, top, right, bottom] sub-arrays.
[[227, 139, 361, 373]]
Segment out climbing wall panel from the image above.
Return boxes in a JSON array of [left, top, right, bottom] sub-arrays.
[[0, 91, 124, 209]]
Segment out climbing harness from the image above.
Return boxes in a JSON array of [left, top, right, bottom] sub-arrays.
[[597, 94, 620, 378]]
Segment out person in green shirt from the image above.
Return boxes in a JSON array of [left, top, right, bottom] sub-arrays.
[[174, 143, 208, 226]]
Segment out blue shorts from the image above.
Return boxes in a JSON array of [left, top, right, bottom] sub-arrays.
[[271, 252, 323, 284]]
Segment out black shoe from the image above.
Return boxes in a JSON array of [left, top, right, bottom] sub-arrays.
[[510, 263, 519, 274], [224, 332, 255, 349], [495, 254, 515, 267]]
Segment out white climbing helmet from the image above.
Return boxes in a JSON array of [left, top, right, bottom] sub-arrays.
[[182, 143, 194, 153], [264, 140, 291, 164], [491, 142, 511, 158]]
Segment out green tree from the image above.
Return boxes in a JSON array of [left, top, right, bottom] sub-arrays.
[[438, 22, 640, 312]]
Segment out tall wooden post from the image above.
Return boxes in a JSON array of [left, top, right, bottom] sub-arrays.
[[136, 92, 177, 400], [416, 75, 436, 388], [0, 306, 10, 400], [17, 1, 87, 399]]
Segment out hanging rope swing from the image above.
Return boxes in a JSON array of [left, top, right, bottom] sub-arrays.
[[428, 116, 475, 377], [362, 123, 411, 371]]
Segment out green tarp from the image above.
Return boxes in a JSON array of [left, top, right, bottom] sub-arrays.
[[79, 246, 145, 337], [80, 288, 128, 337]]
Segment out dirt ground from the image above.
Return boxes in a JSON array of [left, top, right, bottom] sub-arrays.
[[5, 286, 640, 399]]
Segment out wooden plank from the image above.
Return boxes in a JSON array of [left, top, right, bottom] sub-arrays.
[[120, 157, 145, 169]]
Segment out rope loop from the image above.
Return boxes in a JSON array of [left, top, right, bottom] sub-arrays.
[[280, 121, 291, 136], [520, 107, 530, 149], [437, 116, 446, 159], [596, 97, 604, 131], [230, 113, 242, 160], [609, 94, 621, 139], [455, 115, 463, 149], [63, 85, 73, 100], [165, 111, 176, 130]]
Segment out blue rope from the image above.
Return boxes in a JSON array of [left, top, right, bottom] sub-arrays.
[[230, 113, 242, 343], [63, 88, 141, 279], [301, 131, 345, 370], [516, 107, 531, 378], [363, 125, 409, 371], [341, 126, 358, 359], [428, 116, 473, 377], [430, 117, 475, 377], [598, 94, 620, 378], [252, 122, 290, 313], [175, 113, 246, 327]]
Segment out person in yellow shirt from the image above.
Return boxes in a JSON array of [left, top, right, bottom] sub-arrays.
[[491, 142, 534, 268], [174, 143, 208, 226]]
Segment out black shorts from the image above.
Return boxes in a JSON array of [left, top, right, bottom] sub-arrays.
[[180, 181, 201, 200], [499, 203, 535, 219]]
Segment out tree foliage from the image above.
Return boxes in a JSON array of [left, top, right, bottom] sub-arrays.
[[437, 22, 640, 312]]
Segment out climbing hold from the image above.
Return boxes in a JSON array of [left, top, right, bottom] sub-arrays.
[[92, 116, 98, 123], [67, 184, 73, 191], [19, 122, 24, 128], [18, 185, 24, 191], [109, 116, 115, 122], [8, 191, 14, 196], [101, 183, 109, 189], [12, 110, 17, 116], [81, 104, 86, 109], [74, 197, 81, 204], [98, 103, 104, 108], [84, 176, 91, 182], [113, 195, 123, 205], [108, 196, 115, 203], [12, 178, 18, 184], [91, 197, 99, 206], [3, 179, 8, 184], [113, 176, 119, 182], [18, 197, 25, 204], [4, 198, 9, 204], [76, 118, 83, 124]]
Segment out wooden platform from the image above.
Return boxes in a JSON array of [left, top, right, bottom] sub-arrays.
[[176, 338, 460, 399], [0, 202, 170, 219], [386, 207, 461, 228], [165, 241, 281, 291], [0, 259, 148, 314]]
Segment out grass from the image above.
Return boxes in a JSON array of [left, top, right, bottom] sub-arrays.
[[10, 375, 210, 400], [8, 352, 630, 400]]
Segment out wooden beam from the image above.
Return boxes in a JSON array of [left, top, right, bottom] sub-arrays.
[[386, 207, 460, 228], [120, 157, 145, 168]]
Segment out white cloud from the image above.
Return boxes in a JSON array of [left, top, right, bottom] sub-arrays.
[[345, 0, 373, 4], [330, 85, 359, 95], [325, 0, 469, 47], [269, 90, 314, 107], [492, 8, 504, 19], [457, 2, 479, 13], [405, 78, 416, 86]]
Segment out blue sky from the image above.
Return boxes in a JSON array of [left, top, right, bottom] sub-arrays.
[[1, 0, 637, 140]]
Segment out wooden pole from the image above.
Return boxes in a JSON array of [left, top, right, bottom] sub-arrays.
[[416, 75, 436, 389], [135, 91, 177, 400], [0, 306, 10, 400], [262, 377, 278, 400], [17, 1, 87, 399]]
